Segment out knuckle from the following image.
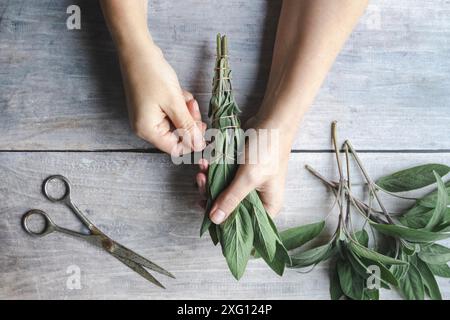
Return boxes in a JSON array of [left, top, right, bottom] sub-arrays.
[[245, 167, 261, 185], [182, 90, 194, 101], [182, 118, 196, 131]]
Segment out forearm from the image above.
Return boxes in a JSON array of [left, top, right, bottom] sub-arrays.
[[259, 0, 368, 138], [100, 0, 153, 53]]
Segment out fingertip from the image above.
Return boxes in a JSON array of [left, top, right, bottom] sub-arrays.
[[210, 208, 226, 225], [196, 173, 207, 196], [198, 158, 209, 172]]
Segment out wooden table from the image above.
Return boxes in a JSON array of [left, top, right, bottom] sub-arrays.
[[1, 0, 449, 300]]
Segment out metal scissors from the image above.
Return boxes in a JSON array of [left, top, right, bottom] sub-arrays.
[[22, 175, 175, 288]]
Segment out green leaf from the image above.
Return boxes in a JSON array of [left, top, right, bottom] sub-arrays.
[[363, 288, 379, 300], [258, 242, 289, 276], [391, 264, 409, 281], [418, 244, 450, 265], [376, 164, 450, 192], [249, 198, 277, 262], [337, 260, 364, 300], [290, 242, 335, 268], [354, 229, 369, 247], [399, 263, 425, 300], [330, 263, 344, 300], [425, 172, 449, 230], [360, 257, 400, 287], [209, 225, 220, 246], [349, 241, 407, 265], [220, 205, 254, 280], [251, 200, 290, 276], [371, 223, 450, 243], [428, 263, 450, 278], [419, 181, 450, 208], [265, 213, 291, 266], [279, 220, 325, 251], [416, 259, 442, 300], [399, 207, 434, 229], [347, 237, 399, 287]]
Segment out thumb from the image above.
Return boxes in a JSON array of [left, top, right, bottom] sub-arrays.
[[209, 170, 255, 225]]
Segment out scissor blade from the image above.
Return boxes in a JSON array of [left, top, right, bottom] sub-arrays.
[[112, 243, 175, 279], [114, 254, 165, 289]]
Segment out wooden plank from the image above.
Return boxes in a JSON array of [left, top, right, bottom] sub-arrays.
[[0, 0, 449, 150], [0, 152, 449, 299]]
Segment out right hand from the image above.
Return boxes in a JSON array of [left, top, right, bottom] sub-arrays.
[[119, 40, 206, 155]]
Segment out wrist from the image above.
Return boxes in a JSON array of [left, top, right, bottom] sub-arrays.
[[117, 34, 163, 67], [250, 114, 296, 156]]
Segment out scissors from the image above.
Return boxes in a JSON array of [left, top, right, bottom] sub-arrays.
[[22, 175, 175, 288]]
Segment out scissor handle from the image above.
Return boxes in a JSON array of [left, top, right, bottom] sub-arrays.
[[22, 209, 57, 237], [43, 175, 72, 203]]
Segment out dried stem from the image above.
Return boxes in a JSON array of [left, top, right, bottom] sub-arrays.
[[344, 140, 395, 224]]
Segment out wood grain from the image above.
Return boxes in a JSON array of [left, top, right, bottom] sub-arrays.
[[1, 152, 449, 300], [0, 0, 449, 150]]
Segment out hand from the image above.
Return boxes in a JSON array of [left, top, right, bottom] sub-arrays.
[[196, 117, 292, 224], [118, 40, 206, 155]]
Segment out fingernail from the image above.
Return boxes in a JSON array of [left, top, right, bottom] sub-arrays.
[[210, 209, 226, 224]]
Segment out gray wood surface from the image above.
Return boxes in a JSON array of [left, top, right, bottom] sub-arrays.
[[0, 0, 449, 151], [1, 152, 449, 300], [1, 0, 450, 300]]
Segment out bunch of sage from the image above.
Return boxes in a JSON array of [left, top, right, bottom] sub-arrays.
[[280, 122, 450, 300], [200, 34, 290, 280]]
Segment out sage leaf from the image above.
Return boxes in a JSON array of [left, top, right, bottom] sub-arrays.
[[359, 257, 399, 287], [349, 241, 407, 265], [337, 260, 364, 300], [391, 263, 409, 282], [376, 164, 450, 192], [290, 242, 335, 268], [399, 263, 425, 300], [330, 263, 344, 300], [279, 220, 325, 251], [258, 242, 289, 276], [347, 237, 399, 287], [399, 207, 434, 229], [354, 229, 369, 247], [418, 244, 450, 265], [428, 263, 450, 278], [209, 224, 220, 246], [265, 214, 291, 265], [424, 172, 449, 230], [416, 259, 442, 300], [363, 288, 379, 300], [220, 206, 254, 280], [249, 198, 277, 262], [371, 223, 450, 242], [419, 181, 450, 208]]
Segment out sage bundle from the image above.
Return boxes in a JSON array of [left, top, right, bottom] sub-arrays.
[[200, 34, 290, 280], [282, 122, 450, 300]]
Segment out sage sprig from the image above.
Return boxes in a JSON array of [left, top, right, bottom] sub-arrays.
[[281, 122, 450, 300], [200, 34, 289, 280]]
